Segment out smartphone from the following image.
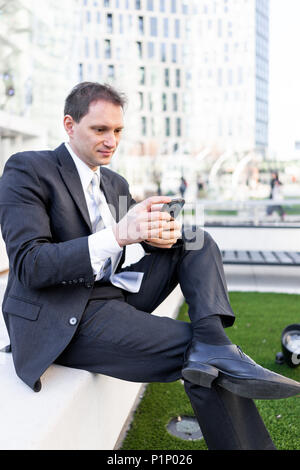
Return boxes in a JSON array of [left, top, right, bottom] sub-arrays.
[[161, 198, 185, 219]]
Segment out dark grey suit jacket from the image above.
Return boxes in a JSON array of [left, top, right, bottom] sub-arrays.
[[0, 143, 136, 391]]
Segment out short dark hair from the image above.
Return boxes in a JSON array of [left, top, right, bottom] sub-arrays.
[[64, 82, 127, 122]]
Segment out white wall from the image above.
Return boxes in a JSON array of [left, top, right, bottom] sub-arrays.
[[206, 226, 299, 251]]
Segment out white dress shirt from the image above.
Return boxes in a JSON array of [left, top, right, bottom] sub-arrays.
[[65, 143, 145, 292]]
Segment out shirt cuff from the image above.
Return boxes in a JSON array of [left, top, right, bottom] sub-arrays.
[[88, 227, 123, 275]]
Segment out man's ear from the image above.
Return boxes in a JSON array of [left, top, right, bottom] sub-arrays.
[[63, 115, 75, 137]]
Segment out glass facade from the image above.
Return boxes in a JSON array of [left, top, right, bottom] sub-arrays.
[[77, 0, 192, 156], [77, 0, 269, 157]]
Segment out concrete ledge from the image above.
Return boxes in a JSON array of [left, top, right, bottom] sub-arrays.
[[0, 279, 183, 450]]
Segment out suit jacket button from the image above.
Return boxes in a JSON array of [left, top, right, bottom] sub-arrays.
[[69, 317, 78, 326]]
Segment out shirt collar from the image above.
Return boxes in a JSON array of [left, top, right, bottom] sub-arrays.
[[64, 142, 100, 191]]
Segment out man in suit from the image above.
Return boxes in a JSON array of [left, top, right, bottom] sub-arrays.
[[0, 82, 299, 450]]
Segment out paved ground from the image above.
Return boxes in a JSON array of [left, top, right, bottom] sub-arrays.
[[224, 264, 300, 294]]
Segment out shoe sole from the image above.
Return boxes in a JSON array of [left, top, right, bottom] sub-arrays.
[[217, 374, 300, 400], [182, 361, 300, 400]]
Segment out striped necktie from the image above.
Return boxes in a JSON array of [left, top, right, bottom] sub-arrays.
[[88, 172, 111, 281], [89, 172, 105, 233]]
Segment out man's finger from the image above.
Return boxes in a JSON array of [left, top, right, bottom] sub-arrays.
[[141, 196, 172, 211], [138, 211, 172, 222]]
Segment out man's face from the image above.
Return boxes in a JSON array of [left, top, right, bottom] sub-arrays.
[[64, 99, 124, 170]]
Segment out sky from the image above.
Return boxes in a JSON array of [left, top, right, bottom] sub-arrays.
[[269, 0, 300, 159]]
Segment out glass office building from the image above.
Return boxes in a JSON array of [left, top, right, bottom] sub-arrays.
[[0, 0, 77, 174], [191, 0, 269, 155], [77, 0, 193, 157]]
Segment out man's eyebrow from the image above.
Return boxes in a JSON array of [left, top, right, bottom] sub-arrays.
[[90, 125, 124, 130]]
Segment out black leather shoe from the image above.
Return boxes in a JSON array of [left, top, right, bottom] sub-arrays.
[[182, 342, 300, 400]]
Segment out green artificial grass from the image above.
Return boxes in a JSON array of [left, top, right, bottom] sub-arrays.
[[120, 292, 300, 450]]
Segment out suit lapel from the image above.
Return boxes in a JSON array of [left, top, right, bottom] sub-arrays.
[[55, 144, 92, 232], [100, 170, 120, 222]]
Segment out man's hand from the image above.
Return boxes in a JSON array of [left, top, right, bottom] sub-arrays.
[[145, 201, 182, 249], [112, 196, 182, 248]]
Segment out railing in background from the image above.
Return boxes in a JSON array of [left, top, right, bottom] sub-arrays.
[[200, 198, 300, 228]]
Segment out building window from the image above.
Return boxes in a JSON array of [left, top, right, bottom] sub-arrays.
[[175, 69, 181, 87], [107, 13, 113, 33], [135, 0, 141, 9], [160, 0, 165, 12], [162, 93, 167, 111], [172, 93, 178, 111], [151, 117, 155, 136], [182, 2, 188, 14], [95, 39, 100, 58], [139, 66, 145, 85], [138, 91, 144, 110], [108, 64, 115, 79], [160, 43, 167, 62], [86, 11, 91, 23], [164, 68, 170, 86], [171, 0, 177, 13], [218, 19, 222, 37], [150, 68, 157, 86], [104, 39, 111, 58], [119, 14, 124, 33], [148, 42, 155, 59], [147, 0, 154, 10], [163, 17, 169, 37], [174, 19, 180, 38], [165, 117, 171, 137], [136, 41, 143, 58], [138, 16, 144, 34], [79, 63, 83, 81], [176, 117, 181, 137], [141, 116, 147, 136], [104, 0, 110, 6], [150, 17, 158, 36], [148, 92, 153, 111], [171, 43, 177, 63]]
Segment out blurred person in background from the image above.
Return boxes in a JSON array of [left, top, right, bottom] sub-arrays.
[[179, 176, 187, 198], [267, 171, 285, 221]]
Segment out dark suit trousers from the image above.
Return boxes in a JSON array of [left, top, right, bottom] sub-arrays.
[[55, 230, 275, 450]]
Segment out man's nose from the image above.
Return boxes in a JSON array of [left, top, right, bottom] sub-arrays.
[[103, 133, 116, 148]]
